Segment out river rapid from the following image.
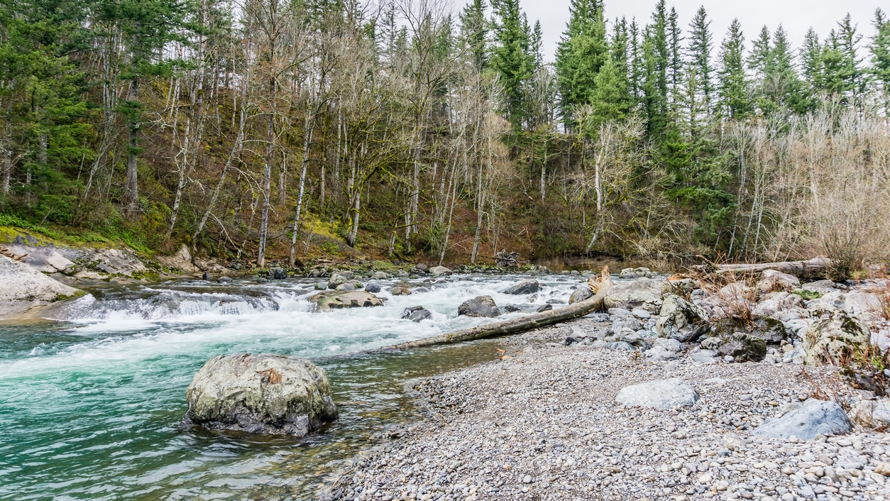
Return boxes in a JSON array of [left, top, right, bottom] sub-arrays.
[[0, 273, 577, 500]]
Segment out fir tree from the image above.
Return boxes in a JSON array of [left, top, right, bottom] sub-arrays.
[[687, 6, 714, 115], [667, 7, 683, 101], [459, 0, 488, 72], [555, 0, 607, 127], [490, 0, 535, 127], [871, 9, 890, 115], [717, 19, 751, 119]]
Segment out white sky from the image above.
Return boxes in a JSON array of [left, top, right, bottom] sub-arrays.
[[460, 0, 885, 63]]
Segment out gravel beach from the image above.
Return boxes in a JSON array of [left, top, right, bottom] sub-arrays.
[[324, 316, 890, 501]]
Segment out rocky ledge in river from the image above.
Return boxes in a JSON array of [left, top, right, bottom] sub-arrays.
[[183, 353, 337, 436], [308, 291, 384, 312], [0, 254, 82, 318]]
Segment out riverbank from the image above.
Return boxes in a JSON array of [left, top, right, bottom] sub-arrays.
[[325, 318, 890, 501]]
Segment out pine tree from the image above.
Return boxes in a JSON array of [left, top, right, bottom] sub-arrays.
[[641, 27, 666, 136], [749, 26, 773, 80], [610, 17, 630, 107], [871, 9, 890, 116], [651, 0, 669, 116], [629, 18, 643, 102], [687, 6, 714, 115], [587, 56, 628, 129], [836, 13, 865, 109], [459, 0, 488, 72], [717, 19, 751, 119], [770, 26, 808, 114]]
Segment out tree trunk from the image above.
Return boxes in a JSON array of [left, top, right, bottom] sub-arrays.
[[694, 257, 832, 278], [289, 111, 316, 266], [380, 268, 613, 350], [125, 77, 140, 213]]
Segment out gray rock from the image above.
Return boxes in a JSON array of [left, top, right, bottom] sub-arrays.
[[752, 399, 852, 440], [400, 306, 433, 322], [631, 308, 651, 319], [801, 280, 837, 294], [604, 341, 636, 351], [327, 273, 347, 289], [183, 353, 337, 436], [335, 282, 356, 292], [365, 281, 382, 293], [0, 255, 82, 318], [752, 292, 804, 318], [615, 378, 699, 410], [604, 278, 670, 312], [458, 296, 500, 318], [308, 291, 384, 312], [429, 266, 452, 277], [156, 244, 200, 274], [712, 332, 767, 362], [654, 294, 709, 341], [217, 276, 233, 284], [536, 304, 553, 312], [504, 279, 539, 295], [371, 271, 389, 280], [849, 399, 890, 429], [756, 269, 801, 293], [690, 350, 718, 364], [803, 311, 870, 366], [569, 286, 593, 304], [504, 304, 522, 313], [619, 267, 653, 279], [270, 268, 287, 280]]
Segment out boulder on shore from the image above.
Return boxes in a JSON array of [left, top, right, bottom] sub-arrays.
[[504, 279, 539, 295], [0, 255, 82, 318], [752, 399, 851, 440], [702, 332, 767, 362], [458, 296, 500, 318], [803, 310, 870, 366], [308, 291, 384, 312], [183, 353, 338, 436], [615, 378, 699, 410], [654, 294, 709, 341], [604, 278, 670, 313]]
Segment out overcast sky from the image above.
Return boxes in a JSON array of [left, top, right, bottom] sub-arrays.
[[460, 0, 885, 63]]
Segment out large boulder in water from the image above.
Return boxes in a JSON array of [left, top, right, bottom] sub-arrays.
[[504, 279, 539, 295], [429, 266, 452, 277], [803, 311, 870, 366], [0, 255, 82, 318], [458, 295, 500, 318], [183, 353, 338, 436], [308, 291, 384, 312], [400, 306, 433, 322]]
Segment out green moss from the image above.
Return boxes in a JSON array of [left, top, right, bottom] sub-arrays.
[[52, 290, 88, 302], [791, 289, 823, 300]]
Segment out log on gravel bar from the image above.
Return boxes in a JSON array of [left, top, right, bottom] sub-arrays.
[[695, 257, 831, 278], [381, 268, 613, 351]]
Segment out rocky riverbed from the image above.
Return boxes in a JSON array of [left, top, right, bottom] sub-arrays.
[[325, 321, 890, 501]]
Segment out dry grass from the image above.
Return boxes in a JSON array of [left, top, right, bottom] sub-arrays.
[[690, 259, 758, 324]]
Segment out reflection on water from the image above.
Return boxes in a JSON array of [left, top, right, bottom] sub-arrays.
[[0, 275, 573, 500]]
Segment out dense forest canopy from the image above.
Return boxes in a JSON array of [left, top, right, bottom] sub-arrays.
[[1, 0, 890, 275]]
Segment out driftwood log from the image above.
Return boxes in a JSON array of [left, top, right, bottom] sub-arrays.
[[380, 267, 614, 351], [694, 257, 831, 279]]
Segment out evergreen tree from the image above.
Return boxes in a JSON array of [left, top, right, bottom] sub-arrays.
[[667, 7, 683, 101], [490, 0, 534, 127], [717, 19, 751, 119], [459, 0, 488, 72], [836, 13, 865, 109], [800, 27, 825, 95], [641, 27, 666, 136], [587, 56, 628, 129], [650, 0, 669, 116], [871, 9, 890, 116], [555, 0, 607, 127], [628, 18, 643, 102], [610, 17, 630, 107], [687, 6, 714, 115], [749, 26, 773, 80]]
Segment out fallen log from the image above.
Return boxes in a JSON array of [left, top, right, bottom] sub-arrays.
[[693, 257, 831, 279], [380, 267, 613, 351]]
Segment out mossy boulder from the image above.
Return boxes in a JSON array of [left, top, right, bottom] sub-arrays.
[[308, 291, 384, 312], [803, 311, 870, 366], [183, 353, 338, 436]]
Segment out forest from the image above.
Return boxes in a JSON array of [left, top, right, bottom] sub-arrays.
[[1, 0, 890, 276]]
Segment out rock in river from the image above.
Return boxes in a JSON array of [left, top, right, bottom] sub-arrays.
[[503, 279, 539, 295], [183, 353, 338, 436], [615, 378, 699, 410], [0, 255, 82, 318], [458, 295, 500, 318], [308, 291, 384, 312], [400, 306, 433, 322], [752, 399, 852, 440]]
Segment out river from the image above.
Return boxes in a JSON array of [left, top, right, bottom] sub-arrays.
[[0, 273, 578, 500]]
